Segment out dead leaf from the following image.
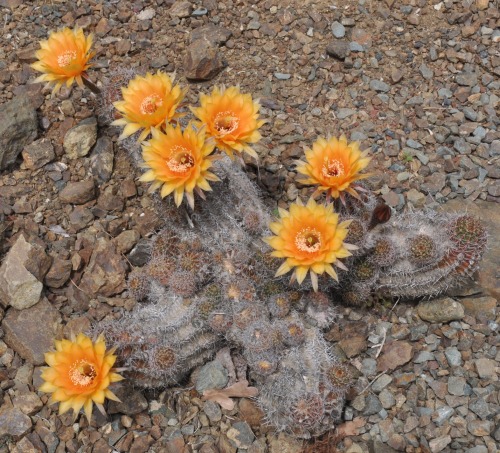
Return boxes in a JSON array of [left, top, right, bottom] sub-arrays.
[[202, 380, 259, 410], [337, 417, 366, 437]]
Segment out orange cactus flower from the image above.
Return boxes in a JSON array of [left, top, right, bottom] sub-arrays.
[[139, 123, 220, 209], [190, 86, 265, 160], [31, 27, 95, 94], [296, 136, 371, 200], [264, 198, 355, 291], [112, 72, 187, 141], [39, 333, 123, 421]]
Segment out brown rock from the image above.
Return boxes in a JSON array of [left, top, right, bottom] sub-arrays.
[[44, 258, 72, 288], [440, 200, 500, 298], [460, 296, 497, 320], [190, 25, 232, 46], [22, 138, 55, 170], [24, 244, 52, 282], [130, 435, 154, 453], [0, 408, 32, 440], [184, 39, 226, 81], [339, 335, 367, 358], [115, 39, 131, 56], [476, 0, 489, 10], [238, 398, 264, 429], [0, 235, 43, 310], [80, 238, 128, 297], [12, 391, 43, 415], [377, 341, 413, 372], [113, 230, 140, 254], [169, 0, 192, 17], [11, 437, 38, 453], [268, 433, 303, 453], [2, 298, 61, 365], [59, 180, 96, 204]]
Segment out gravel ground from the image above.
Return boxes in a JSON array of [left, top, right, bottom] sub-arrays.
[[0, 0, 499, 452]]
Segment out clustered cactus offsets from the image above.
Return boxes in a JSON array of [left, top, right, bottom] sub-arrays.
[[32, 27, 487, 436]]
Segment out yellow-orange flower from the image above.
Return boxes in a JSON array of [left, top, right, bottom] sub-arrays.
[[296, 136, 371, 200], [39, 333, 123, 421], [112, 72, 186, 141], [140, 123, 220, 208], [264, 198, 355, 291], [190, 86, 265, 159], [31, 27, 94, 94]]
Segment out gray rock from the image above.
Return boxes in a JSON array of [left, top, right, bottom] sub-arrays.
[[379, 389, 396, 408], [370, 79, 391, 93], [2, 298, 61, 365], [420, 64, 433, 80], [331, 21, 345, 38], [361, 358, 377, 376], [429, 435, 451, 453], [13, 391, 43, 415], [414, 351, 435, 363], [444, 347, 462, 366], [372, 374, 392, 393], [0, 235, 43, 310], [417, 297, 464, 323], [363, 394, 382, 416], [90, 136, 114, 183], [226, 421, 255, 449], [406, 139, 422, 149], [337, 108, 356, 119], [204, 400, 222, 423], [0, 95, 38, 170], [456, 72, 478, 87], [192, 7, 208, 16], [195, 360, 228, 393], [184, 39, 226, 81], [448, 376, 467, 396], [59, 180, 96, 205], [274, 73, 291, 80], [63, 117, 98, 159], [349, 42, 364, 52], [432, 406, 454, 426], [469, 397, 490, 419], [0, 408, 32, 440], [326, 41, 350, 60], [128, 239, 151, 266], [384, 139, 400, 157], [22, 138, 55, 170], [466, 447, 488, 453]]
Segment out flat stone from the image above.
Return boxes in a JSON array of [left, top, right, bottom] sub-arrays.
[[269, 433, 302, 453], [79, 237, 128, 297], [406, 188, 426, 208], [371, 374, 393, 393], [468, 420, 492, 436], [13, 391, 43, 415], [195, 360, 228, 393], [0, 94, 38, 170], [63, 117, 97, 159], [0, 235, 43, 310], [189, 25, 232, 46], [421, 173, 446, 195], [204, 400, 222, 423], [417, 297, 464, 323], [429, 435, 451, 453], [444, 347, 462, 366], [22, 138, 55, 170], [414, 351, 435, 363], [448, 376, 467, 396], [2, 298, 61, 365], [379, 389, 396, 408], [331, 21, 345, 38], [0, 408, 32, 440], [377, 341, 413, 372], [363, 394, 382, 416], [90, 136, 114, 184], [432, 406, 454, 426], [469, 397, 490, 419], [339, 335, 367, 357], [184, 39, 226, 81], [226, 421, 255, 449], [59, 180, 96, 205], [475, 358, 497, 379], [370, 79, 390, 93]]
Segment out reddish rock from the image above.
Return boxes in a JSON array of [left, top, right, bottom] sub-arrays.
[[377, 341, 413, 372], [79, 238, 128, 297], [184, 39, 226, 81], [59, 180, 96, 205], [44, 258, 72, 288]]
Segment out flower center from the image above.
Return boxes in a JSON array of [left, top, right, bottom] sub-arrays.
[[167, 146, 195, 173], [322, 159, 345, 178], [295, 228, 322, 253], [69, 360, 97, 387], [214, 111, 239, 136], [57, 50, 77, 68], [140, 94, 163, 115]]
